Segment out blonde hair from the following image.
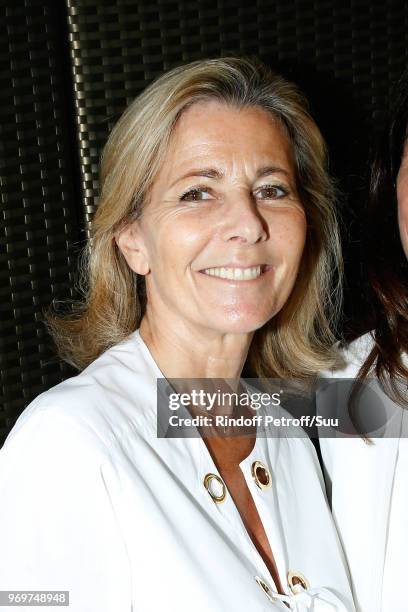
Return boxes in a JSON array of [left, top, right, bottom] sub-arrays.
[[46, 56, 343, 377]]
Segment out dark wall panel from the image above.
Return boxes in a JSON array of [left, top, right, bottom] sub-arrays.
[[0, 2, 82, 444], [66, 0, 408, 218]]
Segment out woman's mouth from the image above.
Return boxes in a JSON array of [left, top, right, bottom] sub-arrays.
[[199, 264, 272, 281]]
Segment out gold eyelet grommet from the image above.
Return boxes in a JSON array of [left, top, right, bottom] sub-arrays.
[[254, 576, 276, 603], [203, 473, 226, 503], [251, 460, 272, 490], [287, 570, 310, 594]]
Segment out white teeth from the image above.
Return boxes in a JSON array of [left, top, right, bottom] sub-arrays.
[[202, 266, 262, 280]]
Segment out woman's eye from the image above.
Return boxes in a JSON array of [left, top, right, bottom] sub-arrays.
[[256, 184, 289, 199], [180, 188, 213, 202]]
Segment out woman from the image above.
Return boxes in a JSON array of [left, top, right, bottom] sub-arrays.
[[317, 68, 408, 612], [0, 57, 354, 611]]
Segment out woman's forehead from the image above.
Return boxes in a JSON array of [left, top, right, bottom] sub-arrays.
[[161, 101, 294, 178], [172, 100, 286, 143]]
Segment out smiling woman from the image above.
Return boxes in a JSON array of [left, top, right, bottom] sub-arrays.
[[0, 57, 354, 612], [116, 101, 307, 351], [47, 58, 342, 382]]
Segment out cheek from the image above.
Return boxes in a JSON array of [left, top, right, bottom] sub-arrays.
[[149, 214, 211, 273], [398, 181, 408, 225], [397, 167, 408, 254], [270, 213, 307, 263]]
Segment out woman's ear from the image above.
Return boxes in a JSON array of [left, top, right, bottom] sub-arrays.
[[115, 220, 150, 275]]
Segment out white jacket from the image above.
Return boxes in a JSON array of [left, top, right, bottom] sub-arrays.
[[0, 329, 354, 611], [317, 333, 408, 612]]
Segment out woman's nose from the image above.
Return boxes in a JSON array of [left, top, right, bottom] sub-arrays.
[[220, 192, 268, 244]]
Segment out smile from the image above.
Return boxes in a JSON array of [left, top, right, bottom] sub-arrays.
[[200, 265, 271, 281]]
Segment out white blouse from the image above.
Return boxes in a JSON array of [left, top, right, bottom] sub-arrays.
[[317, 333, 408, 612], [0, 329, 354, 611]]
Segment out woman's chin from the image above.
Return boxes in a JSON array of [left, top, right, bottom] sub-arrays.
[[207, 312, 272, 335]]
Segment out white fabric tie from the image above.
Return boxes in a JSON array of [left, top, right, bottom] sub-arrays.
[[269, 587, 350, 611]]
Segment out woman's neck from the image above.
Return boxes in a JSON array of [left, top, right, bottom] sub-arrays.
[[139, 313, 253, 385]]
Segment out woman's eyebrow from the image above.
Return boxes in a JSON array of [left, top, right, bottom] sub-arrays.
[[256, 165, 291, 179], [170, 165, 290, 188], [170, 167, 222, 187]]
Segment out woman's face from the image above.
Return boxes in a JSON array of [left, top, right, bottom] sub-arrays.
[[397, 137, 408, 259], [119, 101, 306, 336]]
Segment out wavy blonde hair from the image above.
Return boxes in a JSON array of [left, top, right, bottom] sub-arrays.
[[46, 56, 343, 377]]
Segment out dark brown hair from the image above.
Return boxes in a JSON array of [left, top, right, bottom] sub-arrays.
[[346, 67, 408, 406]]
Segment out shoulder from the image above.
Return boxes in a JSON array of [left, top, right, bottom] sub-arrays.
[[340, 333, 376, 369], [320, 332, 376, 378], [2, 329, 155, 457], [0, 402, 110, 477], [0, 406, 112, 529]]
